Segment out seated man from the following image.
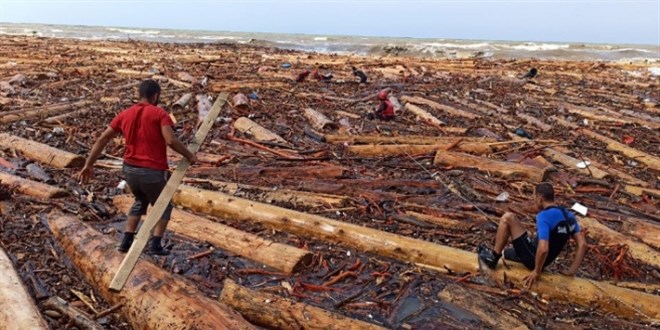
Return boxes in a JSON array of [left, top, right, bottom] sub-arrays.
[[478, 182, 587, 287]]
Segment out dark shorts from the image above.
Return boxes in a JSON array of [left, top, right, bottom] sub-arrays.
[[122, 164, 173, 222], [504, 232, 560, 270]]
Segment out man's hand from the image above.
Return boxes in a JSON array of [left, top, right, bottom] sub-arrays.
[[77, 166, 94, 183], [523, 270, 540, 288], [187, 153, 197, 165]]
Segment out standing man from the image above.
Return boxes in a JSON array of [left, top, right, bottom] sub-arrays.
[[78, 79, 196, 255], [478, 182, 587, 287]]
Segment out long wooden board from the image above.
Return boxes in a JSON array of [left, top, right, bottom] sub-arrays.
[[109, 92, 229, 291]]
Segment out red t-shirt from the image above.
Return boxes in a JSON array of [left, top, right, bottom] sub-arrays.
[[110, 102, 173, 170]]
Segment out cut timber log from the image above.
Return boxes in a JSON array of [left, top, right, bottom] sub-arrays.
[[43, 108, 90, 124], [0, 133, 85, 168], [220, 279, 385, 330], [404, 103, 446, 126], [580, 217, 659, 268], [303, 107, 336, 130], [189, 165, 346, 179], [171, 185, 660, 319], [113, 195, 312, 273], [622, 218, 660, 250], [439, 284, 528, 330], [171, 93, 193, 112], [552, 116, 660, 171], [552, 146, 647, 187], [0, 247, 48, 329], [434, 151, 547, 182], [43, 296, 103, 330], [324, 134, 495, 145], [0, 100, 93, 124], [542, 148, 609, 179], [346, 143, 493, 157], [623, 185, 660, 198], [517, 113, 552, 131], [233, 117, 288, 144], [0, 171, 67, 198], [400, 95, 479, 119], [405, 211, 475, 230], [48, 214, 254, 329]]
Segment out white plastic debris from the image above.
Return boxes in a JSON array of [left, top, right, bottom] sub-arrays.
[[495, 191, 509, 202], [583, 119, 589, 126], [52, 127, 65, 134], [116, 180, 127, 190], [571, 203, 588, 216], [346, 251, 351, 257], [576, 161, 591, 169]]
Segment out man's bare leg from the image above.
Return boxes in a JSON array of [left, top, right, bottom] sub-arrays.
[[493, 212, 527, 254], [153, 219, 167, 237], [125, 215, 141, 233]]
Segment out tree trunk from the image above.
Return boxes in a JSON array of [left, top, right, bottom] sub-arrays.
[[0, 171, 67, 198], [219, 279, 386, 330], [0, 100, 93, 124], [0, 247, 48, 329], [171, 93, 193, 112], [404, 211, 476, 230], [171, 185, 660, 319], [622, 218, 660, 249], [324, 134, 495, 145], [623, 185, 660, 198], [47, 214, 255, 330], [552, 146, 648, 187], [346, 143, 492, 157], [403, 103, 446, 126], [113, 195, 312, 273], [43, 296, 103, 330], [188, 165, 346, 179], [400, 95, 479, 119], [0, 133, 85, 168], [542, 148, 609, 179], [303, 107, 336, 130], [233, 117, 289, 144], [517, 113, 552, 131], [438, 284, 528, 330], [43, 108, 91, 124], [434, 151, 547, 182]]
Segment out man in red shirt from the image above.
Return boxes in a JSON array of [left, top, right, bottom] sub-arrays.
[[78, 79, 196, 255]]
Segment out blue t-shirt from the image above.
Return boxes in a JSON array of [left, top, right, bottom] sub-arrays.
[[536, 207, 580, 241]]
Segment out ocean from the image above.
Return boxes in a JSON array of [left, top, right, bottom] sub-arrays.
[[1, 22, 658, 62]]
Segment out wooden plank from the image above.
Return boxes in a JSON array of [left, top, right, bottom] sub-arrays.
[[109, 92, 229, 291]]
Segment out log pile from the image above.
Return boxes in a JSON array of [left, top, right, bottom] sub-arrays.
[[0, 35, 658, 329]]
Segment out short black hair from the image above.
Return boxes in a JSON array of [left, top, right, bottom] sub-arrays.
[[139, 79, 161, 99], [535, 182, 554, 201]]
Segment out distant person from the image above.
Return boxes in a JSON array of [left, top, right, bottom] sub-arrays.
[[368, 89, 395, 121], [77, 79, 197, 256], [352, 66, 368, 84], [478, 183, 587, 287], [295, 70, 311, 83], [521, 68, 538, 79], [313, 69, 333, 82]]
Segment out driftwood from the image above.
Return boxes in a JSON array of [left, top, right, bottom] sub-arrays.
[[400, 95, 479, 119], [346, 143, 493, 157], [542, 148, 609, 179], [171, 93, 193, 112], [0, 100, 93, 124], [324, 134, 495, 145], [0, 133, 85, 168], [113, 195, 312, 273], [403, 103, 446, 126], [189, 165, 346, 179], [303, 107, 336, 130], [47, 214, 254, 330], [0, 247, 48, 329], [220, 279, 386, 330], [170, 185, 660, 319], [0, 171, 67, 198], [434, 151, 547, 182], [233, 117, 289, 144], [43, 296, 103, 330], [622, 218, 660, 249]]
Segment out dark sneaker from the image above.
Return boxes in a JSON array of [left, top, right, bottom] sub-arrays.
[[147, 245, 171, 256], [477, 244, 501, 270], [118, 233, 135, 253]]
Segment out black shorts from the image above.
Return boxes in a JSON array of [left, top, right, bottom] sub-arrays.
[[504, 232, 561, 270], [122, 164, 173, 222]]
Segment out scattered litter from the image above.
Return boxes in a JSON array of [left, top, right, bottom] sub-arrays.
[[495, 192, 509, 202], [622, 136, 634, 145], [281, 63, 291, 69], [576, 161, 591, 169], [571, 203, 588, 216], [514, 127, 533, 139]]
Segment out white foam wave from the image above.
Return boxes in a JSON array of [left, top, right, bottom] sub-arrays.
[[508, 43, 570, 51], [610, 48, 653, 53], [106, 27, 160, 34], [417, 42, 491, 50], [51, 29, 63, 33], [313, 37, 328, 41], [649, 67, 660, 76]]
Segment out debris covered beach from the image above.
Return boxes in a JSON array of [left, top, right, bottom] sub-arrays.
[[0, 33, 659, 329]]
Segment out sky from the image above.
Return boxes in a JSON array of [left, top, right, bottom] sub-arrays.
[[0, 0, 659, 45]]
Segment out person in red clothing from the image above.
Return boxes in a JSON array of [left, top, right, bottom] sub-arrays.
[[371, 89, 395, 120], [77, 79, 196, 255]]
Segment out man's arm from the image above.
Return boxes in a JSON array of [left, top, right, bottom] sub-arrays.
[[77, 126, 118, 182], [161, 125, 196, 163], [376, 102, 387, 114], [523, 239, 549, 288], [565, 232, 587, 276]]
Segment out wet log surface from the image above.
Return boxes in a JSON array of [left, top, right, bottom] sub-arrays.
[[0, 35, 659, 329]]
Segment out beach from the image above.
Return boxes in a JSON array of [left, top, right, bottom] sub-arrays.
[[0, 32, 659, 329]]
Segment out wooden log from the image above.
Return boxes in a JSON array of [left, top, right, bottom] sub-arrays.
[[346, 143, 492, 157], [434, 151, 547, 182], [0, 247, 48, 329], [0, 100, 93, 124], [404, 211, 475, 230], [47, 214, 254, 329], [0, 171, 67, 198], [324, 134, 495, 145], [517, 113, 552, 131], [233, 117, 289, 144], [542, 148, 609, 179], [404, 103, 446, 126], [551, 116, 660, 171], [171, 185, 660, 319], [580, 217, 659, 268], [43, 108, 90, 124], [400, 95, 479, 119], [552, 146, 648, 187], [438, 284, 528, 330], [171, 93, 193, 112], [113, 195, 312, 273], [303, 107, 336, 130], [0, 133, 85, 168], [43, 296, 103, 330], [189, 165, 346, 179], [622, 218, 660, 250], [623, 185, 660, 198], [219, 279, 385, 330]]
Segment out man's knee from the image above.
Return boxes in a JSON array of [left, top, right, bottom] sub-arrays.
[[500, 212, 517, 226]]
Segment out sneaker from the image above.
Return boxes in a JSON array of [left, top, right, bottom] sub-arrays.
[[477, 244, 501, 270], [147, 245, 170, 256], [118, 233, 135, 253]]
